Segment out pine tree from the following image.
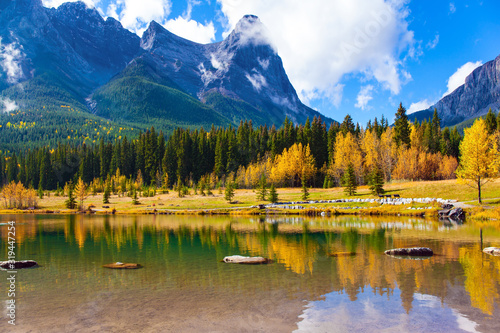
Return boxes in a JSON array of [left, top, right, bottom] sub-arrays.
[[485, 108, 497, 135], [37, 182, 44, 199], [368, 165, 385, 195], [268, 184, 279, 203], [342, 163, 357, 196], [393, 103, 411, 147], [256, 174, 268, 201], [103, 182, 111, 204], [301, 172, 310, 200], [340, 114, 355, 136], [132, 188, 139, 205], [65, 181, 76, 209], [224, 181, 235, 203]]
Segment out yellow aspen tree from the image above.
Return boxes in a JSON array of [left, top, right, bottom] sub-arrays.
[[74, 177, 88, 211], [438, 155, 458, 179], [361, 129, 380, 172], [330, 132, 363, 184], [409, 124, 425, 151], [379, 127, 395, 181], [270, 143, 316, 187], [456, 118, 500, 203]]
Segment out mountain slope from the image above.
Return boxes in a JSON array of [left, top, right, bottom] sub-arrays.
[[1, 0, 334, 136], [132, 16, 330, 126], [411, 55, 500, 127]]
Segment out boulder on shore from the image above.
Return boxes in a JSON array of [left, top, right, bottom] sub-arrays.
[[222, 255, 271, 264], [102, 262, 142, 269], [384, 247, 433, 256], [438, 207, 465, 222], [0, 260, 38, 269], [483, 247, 500, 256]]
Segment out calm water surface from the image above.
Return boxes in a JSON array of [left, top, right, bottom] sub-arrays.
[[1, 214, 500, 332]]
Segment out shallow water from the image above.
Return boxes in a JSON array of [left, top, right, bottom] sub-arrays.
[[1, 214, 500, 332]]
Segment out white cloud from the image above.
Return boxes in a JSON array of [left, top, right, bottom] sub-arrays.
[[218, 0, 417, 107], [449, 3, 456, 14], [246, 71, 267, 92], [426, 34, 439, 49], [105, 0, 172, 37], [408, 99, 433, 114], [227, 15, 275, 50], [184, 0, 201, 20], [0, 38, 26, 84], [164, 18, 215, 44], [355, 85, 374, 110], [442, 61, 482, 97], [42, 0, 99, 9], [0, 97, 19, 113]]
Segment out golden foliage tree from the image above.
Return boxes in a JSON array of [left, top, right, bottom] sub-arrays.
[[74, 177, 88, 211], [379, 127, 395, 181], [456, 118, 500, 203], [361, 128, 380, 172], [0, 181, 38, 209], [329, 132, 363, 184], [270, 143, 316, 187]]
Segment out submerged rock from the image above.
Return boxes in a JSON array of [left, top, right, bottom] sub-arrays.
[[384, 247, 433, 256], [483, 247, 500, 256], [222, 255, 271, 264], [103, 262, 142, 269], [0, 260, 38, 269]]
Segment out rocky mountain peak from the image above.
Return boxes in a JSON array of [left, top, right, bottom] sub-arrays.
[[226, 15, 275, 51], [413, 54, 500, 126], [52, 1, 104, 28], [141, 20, 198, 51]]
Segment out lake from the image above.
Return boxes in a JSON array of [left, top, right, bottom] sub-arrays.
[[1, 214, 500, 332]]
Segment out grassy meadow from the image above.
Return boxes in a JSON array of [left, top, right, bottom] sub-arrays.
[[4, 179, 500, 221]]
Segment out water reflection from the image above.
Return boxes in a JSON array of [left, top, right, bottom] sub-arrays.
[[0, 214, 500, 332]]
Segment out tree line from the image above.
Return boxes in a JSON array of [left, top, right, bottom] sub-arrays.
[[0, 104, 463, 194]]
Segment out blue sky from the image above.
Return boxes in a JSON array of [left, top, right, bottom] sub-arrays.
[[42, 0, 500, 126]]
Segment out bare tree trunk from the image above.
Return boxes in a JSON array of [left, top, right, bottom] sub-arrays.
[[478, 177, 482, 204]]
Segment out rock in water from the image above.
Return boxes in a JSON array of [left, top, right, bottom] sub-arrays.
[[483, 247, 500, 256], [0, 260, 38, 269], [103, 262, 142, 269], [222, 255, 271, 264], [384, 247, 433, 256]]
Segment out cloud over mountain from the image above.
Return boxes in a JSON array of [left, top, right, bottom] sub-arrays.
[[218, 0, 417, 106]]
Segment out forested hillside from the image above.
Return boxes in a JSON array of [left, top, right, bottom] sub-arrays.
[[0, 105, 462, 195]]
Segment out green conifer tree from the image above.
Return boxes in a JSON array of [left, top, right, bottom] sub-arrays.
[[368, 166, 385, 195], [132, 188, 139, 205], [485, 108, 497, 135], [65, 181, 76, 209], [393, 103, 411, 147], [268, 184, 279, 203], [103, 182, 111, 204], [225, 181, 235, 203], [342, 163, 357, 196], [256, 174, 268, 201], [301, 172, 310, 200]]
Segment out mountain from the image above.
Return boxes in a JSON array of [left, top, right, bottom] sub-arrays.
[[0, 0, 333, 137], [411, 55, 500, 127]]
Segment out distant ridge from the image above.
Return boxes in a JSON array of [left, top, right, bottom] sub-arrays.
[[411, 55, 500, 127]]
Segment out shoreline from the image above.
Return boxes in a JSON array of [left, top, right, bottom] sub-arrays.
[[2, 178, 498, 220]]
